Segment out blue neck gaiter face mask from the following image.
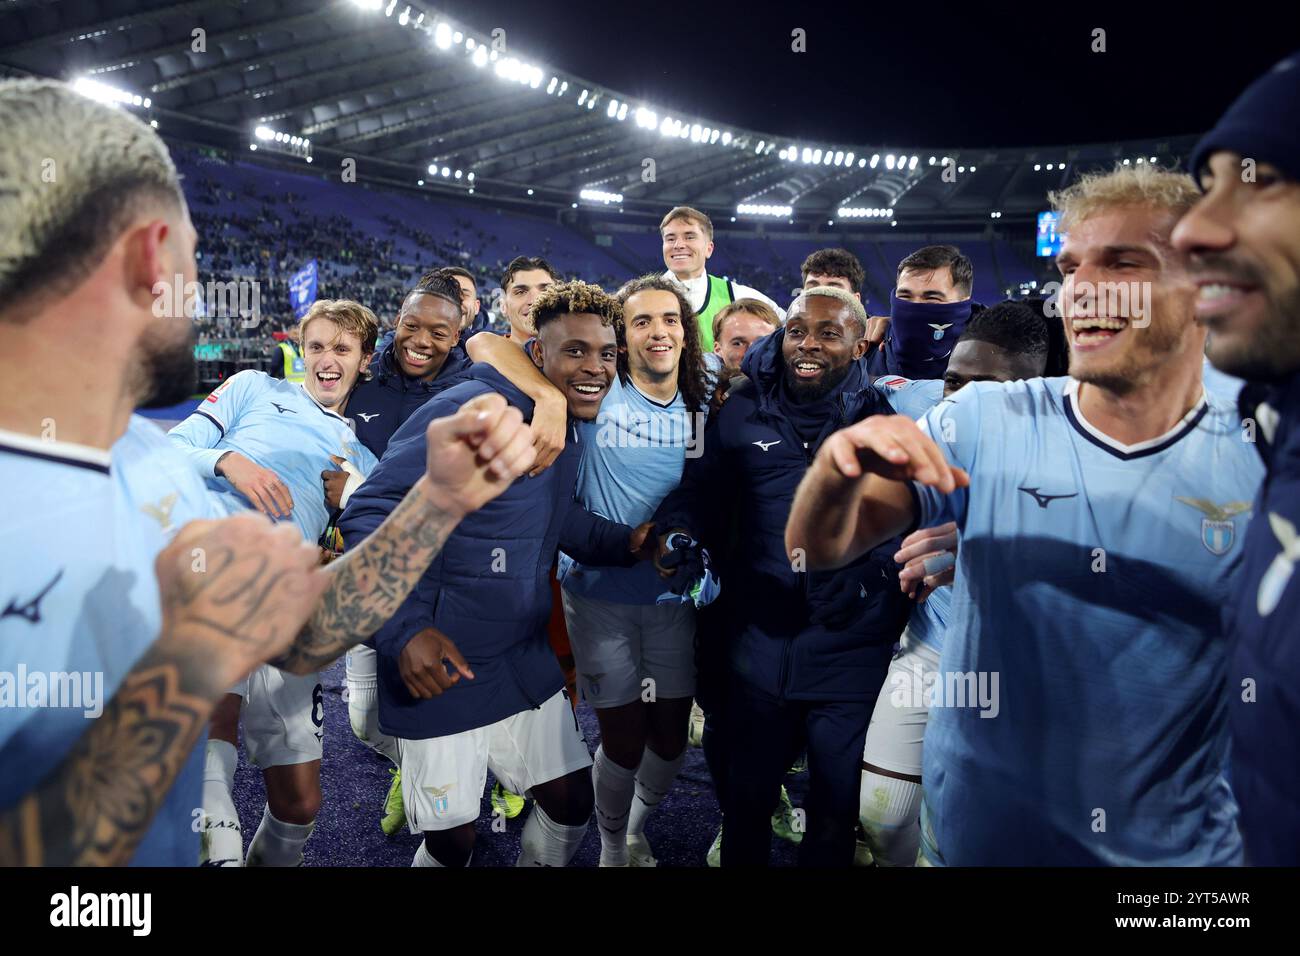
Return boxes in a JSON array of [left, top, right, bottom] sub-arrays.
[[886, 293, 973, 378]]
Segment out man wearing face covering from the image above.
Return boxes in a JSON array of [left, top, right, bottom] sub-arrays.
[[866, 245, 980, 380]]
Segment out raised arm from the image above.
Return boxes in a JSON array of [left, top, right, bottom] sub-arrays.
[[466, 331, 566, 475], [0, 514, 327, 866], [786, 415, 968, 571], [271, 392, 537, 675]]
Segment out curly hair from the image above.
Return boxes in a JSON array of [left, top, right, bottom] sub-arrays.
[[616, 274, 710, 414], [531, 279, 622, 333]]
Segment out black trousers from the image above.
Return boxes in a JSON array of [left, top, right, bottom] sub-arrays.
[[718, 676, 878, 867]]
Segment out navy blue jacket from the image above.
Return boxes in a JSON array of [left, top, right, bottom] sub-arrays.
[[655, 331, 911, 702], [1229, 373, 1300, 865], [338, 365, 639, 739], [349, 337, 472, 458]]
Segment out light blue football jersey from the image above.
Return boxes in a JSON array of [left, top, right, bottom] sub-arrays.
[[873, 374, 951, 648], [910, 377, 1264, 865], [168, 370, 377, 542], [560, 374, 704, 605], [0, 417, 224, 866]]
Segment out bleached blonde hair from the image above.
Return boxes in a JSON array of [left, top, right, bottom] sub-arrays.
[[1049, 164, 1200, 235], [789, 284, 868, 335], [0, 78, 184, 319]]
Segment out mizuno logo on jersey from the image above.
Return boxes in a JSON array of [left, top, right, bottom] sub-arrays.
[[1176, 496, 1252, 556], [1018, 486, 1078, 509], [140, 492, 179, 534], [356, 412, 379, 422], [270, 403, 296, 415], [2, 568, 64, 624], [1258, 512, 1299, 617], [753, 439, 781, 452]]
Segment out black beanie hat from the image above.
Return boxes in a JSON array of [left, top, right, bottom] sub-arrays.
[[1189, 51, 1300, 186]]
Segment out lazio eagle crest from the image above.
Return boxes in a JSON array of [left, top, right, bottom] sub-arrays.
[[1175, 497, 1252, 556]]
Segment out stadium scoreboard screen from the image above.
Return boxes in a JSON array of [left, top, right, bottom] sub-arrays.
[[1036, 211, 1063, 257]]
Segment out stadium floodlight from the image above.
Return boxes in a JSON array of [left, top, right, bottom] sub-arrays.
[[870, 154, 880, 168], [472, 45, 487, 67], [813, 148, 823, 163], [427, 164, 437, 175], [468, 188, 474, 194], [1122, 158, 1131, 165], [441, 167, 450, 177], [1034, 164, 1041, 171], [255, 125, 275, 140], [691, 124, 703, 143], [1150, 156, 1158, 163], [886, 154, 896, 170], [527, 188, 534, 195], [547, 77, 558, 94], [572, 203, 578, 208], [736, 203, 794, 217], [755, 140, 766, 154], [385, 0, 396, 15], [858, 157, 867, 167], [617, 104, 628, 121], [418, 179, 424, 185], [453, 31, 463, 42], [398, 6, 410, 26], [454, 169, 462, 179], [1045, 163, 1053, 170], [350, 0, 382, 9], [72, 76, 152, 110], [559, 81, 569, 94], [150, 119, 158, 128], [607, 99, 618, 118], [801, 147, 812, 163], [249, 144, 257, 151], [434, 22, 452, 48], [580, 188, 624, 204], [678, 124, 689, 139], [833, 151, 844, 166], [1136, 157, 1145, 164], [530, 69, 543, 89], [466, 37, 476, 49], [908, 155, 918, 170], [589, 98, 598, 110], [891, 220, 898, 227], [709, 129, 719, 143], [844, 151, 854, 166], [721, 131, 732, 145], [969, 165, 976, 172], [929, 156, 936, 165]]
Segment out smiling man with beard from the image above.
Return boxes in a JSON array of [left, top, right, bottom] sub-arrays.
[[1173, 50, 1300, 865], [652, 286, 939, 866], [339, 280, 655, 868]]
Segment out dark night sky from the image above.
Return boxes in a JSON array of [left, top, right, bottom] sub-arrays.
[[448, 0, 1296, 148]]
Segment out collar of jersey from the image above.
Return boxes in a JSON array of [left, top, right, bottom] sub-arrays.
[[1064, 378, 1209, 459], [625, 374, 680, 409], [0, 426, 112, 473], [295, 381, 350, 423]]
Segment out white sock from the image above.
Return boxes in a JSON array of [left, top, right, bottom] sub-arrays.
[[199, 739, 243, 866], [412, 841, 472, 868], [246, 805, 315, 867], [592, 745, 638, 866], [628, 746, 686, 837], [859, 771, 923, 867], [346, 650, 398, 764], [516, 804, 588, 867]]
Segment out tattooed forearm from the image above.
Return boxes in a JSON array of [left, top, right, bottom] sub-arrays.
[[0, 640, 226, 867], [272, 478, 459, 674]]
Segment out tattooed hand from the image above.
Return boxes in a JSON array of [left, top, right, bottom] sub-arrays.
[[422, 392, 537, 518], [156, 513, 331, 686]]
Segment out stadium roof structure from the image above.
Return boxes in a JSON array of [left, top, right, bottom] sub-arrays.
[[1, 0, 1198, 230]]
